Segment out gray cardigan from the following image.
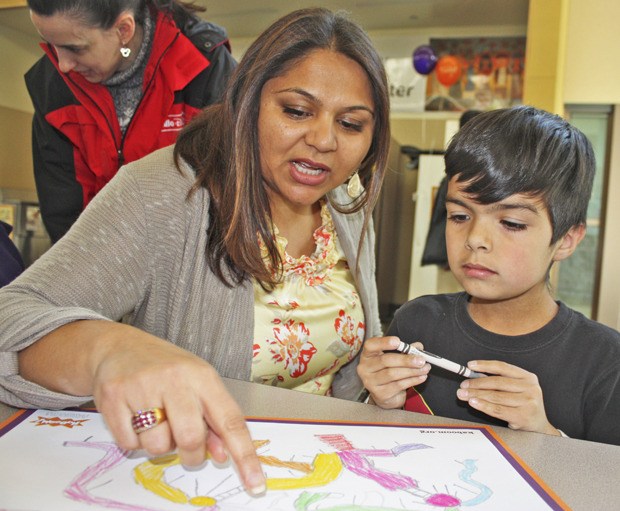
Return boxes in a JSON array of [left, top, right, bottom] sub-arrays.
[[0, 146, 381, 409]]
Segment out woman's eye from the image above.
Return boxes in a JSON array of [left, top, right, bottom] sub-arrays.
[[502, 220, 527, 231], [283, 106, 308, 118], [339, 119, 364, 132], [57, 45, 83, 55]]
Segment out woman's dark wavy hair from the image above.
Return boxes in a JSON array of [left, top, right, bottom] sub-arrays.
[[444, 105, 595, 244], [26, 0, 203, 27], [174, 7, 390, 288]]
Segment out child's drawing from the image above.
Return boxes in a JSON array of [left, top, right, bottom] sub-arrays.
[[0, 410, 567, 511]]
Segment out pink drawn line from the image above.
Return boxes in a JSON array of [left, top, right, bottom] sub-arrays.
[[63, 441, 167, 511], [316, 434, 431, 492]]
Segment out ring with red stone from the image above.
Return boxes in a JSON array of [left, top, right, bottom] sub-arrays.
[[131, 407, 167, 434]]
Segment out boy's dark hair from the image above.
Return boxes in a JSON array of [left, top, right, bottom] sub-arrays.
[[459, 109, 483, 128], [444, 105, 595, 244]]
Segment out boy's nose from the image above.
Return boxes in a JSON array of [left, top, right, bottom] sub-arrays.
[[465, 222, 491, 251]]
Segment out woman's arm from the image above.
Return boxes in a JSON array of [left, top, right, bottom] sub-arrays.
[[18, 319, 266, 491], [1, 150, 266, 492]]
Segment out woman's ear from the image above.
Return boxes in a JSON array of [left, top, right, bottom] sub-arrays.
[[115, 12, 136, 45], [553, 223, 586, 262]]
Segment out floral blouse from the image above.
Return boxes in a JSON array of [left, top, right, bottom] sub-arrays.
[[252, 203, 365, 395]]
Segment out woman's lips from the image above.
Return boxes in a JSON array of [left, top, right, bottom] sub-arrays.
[[289, 160, 330, 185]]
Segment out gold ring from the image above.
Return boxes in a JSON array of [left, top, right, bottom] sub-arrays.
[[131, 407, 167, 434]]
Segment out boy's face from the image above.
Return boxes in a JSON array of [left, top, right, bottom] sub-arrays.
[[445, 176, 566, 305]]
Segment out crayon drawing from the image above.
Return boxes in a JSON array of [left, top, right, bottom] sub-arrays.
[[0, 409, 567, 510]]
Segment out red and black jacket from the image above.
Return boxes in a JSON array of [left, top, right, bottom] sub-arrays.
[[25, 11, 236, 242]]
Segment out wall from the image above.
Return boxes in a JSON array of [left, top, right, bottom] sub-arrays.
[[521, 0, 620, 109], [0, 23, 40, 112], [0, 105, 34, 192], [522, 0, 567, 114], [232, 24, 528, 61], [0, 22, 39, 195], [564, 0, 620, 104]]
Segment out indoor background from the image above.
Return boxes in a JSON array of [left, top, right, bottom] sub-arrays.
[[1, 0, 619, 330]]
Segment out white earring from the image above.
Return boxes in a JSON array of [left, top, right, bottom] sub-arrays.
[[347, 171, 363, 198], [120, 46, 131, 58]]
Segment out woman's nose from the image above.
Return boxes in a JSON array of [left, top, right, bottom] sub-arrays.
[[56, 48, 76, 74], [305, 116, 337, 152]]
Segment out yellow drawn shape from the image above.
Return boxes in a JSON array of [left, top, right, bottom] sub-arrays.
[[133, 440, 339, 505], [134, 455, 217, 506], [134, 454, 191, 504], [133, 440, 270, 506], [189, 495, 217, 506], [266, 453, 342, 490]]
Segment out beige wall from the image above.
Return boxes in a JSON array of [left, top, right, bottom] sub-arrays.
[[517, 0, 620, 109], [0, 21, 39, 195], [0, 23, 40, 113], [564, 0, 620, 104], [522, 0, 567, 113], [0, 105, 33, 191], [390, 114, 458, 152]]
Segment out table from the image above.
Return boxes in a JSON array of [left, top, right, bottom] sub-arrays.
[[1, 377, 618, 511]]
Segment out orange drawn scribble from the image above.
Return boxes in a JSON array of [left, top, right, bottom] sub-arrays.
[[30, 416, 89, 429]]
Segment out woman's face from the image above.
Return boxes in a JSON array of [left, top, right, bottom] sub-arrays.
[[30, 11, 126, 83], [257, 49, 375, 216]]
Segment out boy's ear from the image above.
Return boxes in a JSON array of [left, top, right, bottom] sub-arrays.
[[553, 224, 586, 262]]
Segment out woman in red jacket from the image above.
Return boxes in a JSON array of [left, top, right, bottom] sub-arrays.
[[25, 0, 236, 242]]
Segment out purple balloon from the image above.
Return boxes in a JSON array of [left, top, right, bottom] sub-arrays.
[[413, 45, 437, 75]]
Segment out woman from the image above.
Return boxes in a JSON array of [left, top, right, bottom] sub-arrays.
[[26, 0, 236, 242], [0, 8, 390, 494]]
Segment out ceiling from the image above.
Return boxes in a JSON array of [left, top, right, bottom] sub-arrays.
[[0, 0, 529, 41]]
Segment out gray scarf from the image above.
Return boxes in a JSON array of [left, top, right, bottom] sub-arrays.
[[103, 8, 155, 134]]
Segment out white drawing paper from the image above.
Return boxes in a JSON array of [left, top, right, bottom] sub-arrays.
[[0, 409, 566, 510]]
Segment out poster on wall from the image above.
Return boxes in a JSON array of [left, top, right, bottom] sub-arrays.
[[384, 57, 427, 112], [425, 36, 526, 112]]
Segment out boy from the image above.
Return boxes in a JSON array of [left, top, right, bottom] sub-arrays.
[[358, 106, 620, 445]]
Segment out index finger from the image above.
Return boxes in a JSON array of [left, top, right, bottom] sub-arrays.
[[468, 359, 530, 379], [201, 378, 266, 496], [362, 336, 400, 356]]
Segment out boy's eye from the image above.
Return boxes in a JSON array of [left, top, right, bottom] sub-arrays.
[[448, 213, 469, 223], [501, 219, 527, 231]]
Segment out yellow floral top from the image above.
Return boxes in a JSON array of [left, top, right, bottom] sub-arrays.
[[251, 203, 365, 395]]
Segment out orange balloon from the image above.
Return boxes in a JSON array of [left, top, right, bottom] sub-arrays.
[[435, 55, 462, 87]]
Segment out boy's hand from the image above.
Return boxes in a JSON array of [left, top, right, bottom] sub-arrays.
[[357, 336, 430, 409], [456, 360, 561, 436]]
